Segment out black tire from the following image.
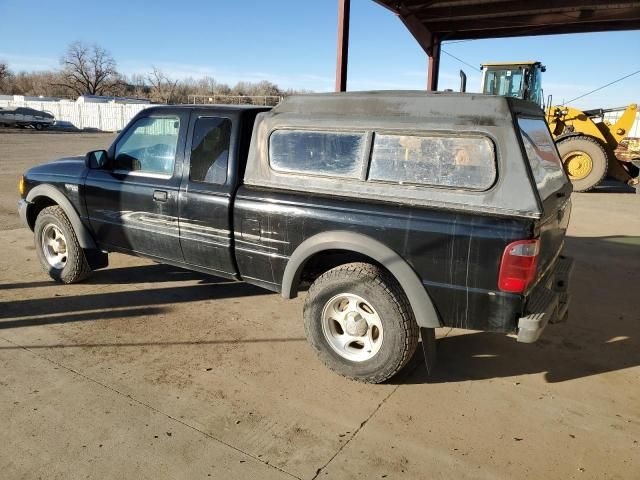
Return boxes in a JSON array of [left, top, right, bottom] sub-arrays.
[[34, 206, 92, 283], [34, 123, 43, 131], [303, 262, 419, 383], [556, 136, 608, 192]]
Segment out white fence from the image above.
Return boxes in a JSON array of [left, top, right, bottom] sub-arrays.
[[3, 97, 638, 138], [0, 99, 151, 132]]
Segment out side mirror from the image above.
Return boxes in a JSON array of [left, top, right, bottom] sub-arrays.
[[85, 150, 109, 169]]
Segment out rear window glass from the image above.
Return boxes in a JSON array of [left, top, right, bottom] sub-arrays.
[[518, 118, 568, 199], [269, 130, 366, 178], [189, 117, 231, 185], [369, 134, 496, 190]]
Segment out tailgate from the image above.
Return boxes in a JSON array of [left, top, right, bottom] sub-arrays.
[[517, 116, 572, 284], [536, 197, 571, 280]]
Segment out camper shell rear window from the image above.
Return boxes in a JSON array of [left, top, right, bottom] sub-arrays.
[[518, 117, 568, 200]]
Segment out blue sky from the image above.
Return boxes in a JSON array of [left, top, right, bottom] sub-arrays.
[[0, 0, 638, 109]]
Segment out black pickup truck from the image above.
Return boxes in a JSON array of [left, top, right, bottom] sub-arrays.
[[18, 91, 573, 383]]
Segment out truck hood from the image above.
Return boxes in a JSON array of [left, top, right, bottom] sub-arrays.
[[26, 156, 87, 178]]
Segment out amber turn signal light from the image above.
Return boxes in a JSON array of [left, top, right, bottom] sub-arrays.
[[18, 175, 25, 196]]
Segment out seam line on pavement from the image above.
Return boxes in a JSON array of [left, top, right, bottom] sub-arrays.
[[310, 377, 408, 479], [1, 335, 302, 480]]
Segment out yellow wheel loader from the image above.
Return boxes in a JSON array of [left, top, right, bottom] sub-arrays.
[[480, 61, 639, 192]]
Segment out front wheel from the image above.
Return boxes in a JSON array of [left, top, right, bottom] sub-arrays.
[[557, 136, 608, 192], [34, 206, 92, 283], [303, 262, 419, 383]]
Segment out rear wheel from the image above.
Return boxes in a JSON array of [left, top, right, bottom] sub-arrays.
[[303, 262, 419, 383], [556, 136, 608, 192], [34, 206, 92, 283]]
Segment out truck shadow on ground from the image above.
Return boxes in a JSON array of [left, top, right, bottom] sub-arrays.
[[2, 236, 638, 386], [0, 263, 211, 290], [401, 235, 640, 385], [0, 337, 306, 350], [0, 264, 268, 330]]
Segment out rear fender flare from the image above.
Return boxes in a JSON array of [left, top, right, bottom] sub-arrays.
[[281, 231, 441, 328], [26, 184, 97, 250]]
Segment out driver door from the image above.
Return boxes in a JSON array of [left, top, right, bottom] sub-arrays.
[[84, 110, 188, 262]]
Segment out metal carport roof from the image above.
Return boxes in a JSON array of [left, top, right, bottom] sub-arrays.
[[374, 1, 640, 41], [334, 1, 640, 91]]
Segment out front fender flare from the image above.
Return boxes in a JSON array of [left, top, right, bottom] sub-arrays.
[[281, 231, 441, 328], [26, 184, 97, 250]]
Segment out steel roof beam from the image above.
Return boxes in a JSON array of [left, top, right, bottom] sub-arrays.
[[335, 0, 351, 92]]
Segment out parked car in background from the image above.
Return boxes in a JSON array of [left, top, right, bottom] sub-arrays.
[[0, 107, 55, 130]]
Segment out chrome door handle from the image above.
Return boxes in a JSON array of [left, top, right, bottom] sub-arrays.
[[153, 190, 168, 202]]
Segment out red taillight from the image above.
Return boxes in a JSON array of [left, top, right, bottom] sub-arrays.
[[498, 239, 540, 293]]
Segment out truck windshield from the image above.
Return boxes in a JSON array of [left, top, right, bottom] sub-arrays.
[[483, 69, 524, 98], [518, 117, 568, 200]]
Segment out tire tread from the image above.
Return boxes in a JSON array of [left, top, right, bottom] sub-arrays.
[[557, 135, 608, 192], [304, 262, 419, 383], [36, 205, 92, 284]]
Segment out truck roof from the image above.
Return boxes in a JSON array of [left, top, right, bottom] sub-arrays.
[[143, 104, 271, 114], [481, 61, 542, 67], [271, 90, 542, 122]]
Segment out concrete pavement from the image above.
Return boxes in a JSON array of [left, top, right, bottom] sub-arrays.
[[1, 131, 639, 479]]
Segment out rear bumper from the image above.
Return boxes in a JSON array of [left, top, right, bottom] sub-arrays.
[[517, 255, 574, 343]]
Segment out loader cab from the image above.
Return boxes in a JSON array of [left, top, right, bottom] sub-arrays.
[[481, 61, 545, 108]]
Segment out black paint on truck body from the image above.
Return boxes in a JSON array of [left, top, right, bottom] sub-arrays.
[[19, 92, 572, 336]]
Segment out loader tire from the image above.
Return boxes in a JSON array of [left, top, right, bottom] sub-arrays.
[[557, 136, 608, 192]]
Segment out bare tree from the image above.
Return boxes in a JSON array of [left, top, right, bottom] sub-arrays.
[[7, 71, 67, 97], [0, 61, 9, 80], [147, 67, 179, 104], [0, 61, 10, 92], [253, 80, 281, 97], [127, 73, 149, 99], [1, 53, 307, 102], [58, 41, 121, 96]]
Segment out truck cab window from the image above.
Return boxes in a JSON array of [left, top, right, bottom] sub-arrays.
[[114, 116, 180, 176], [190, 117, 232, 185]]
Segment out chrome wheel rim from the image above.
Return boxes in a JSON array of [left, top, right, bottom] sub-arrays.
[[41, 223, 68, 269], [321, 293, 383, 362]]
